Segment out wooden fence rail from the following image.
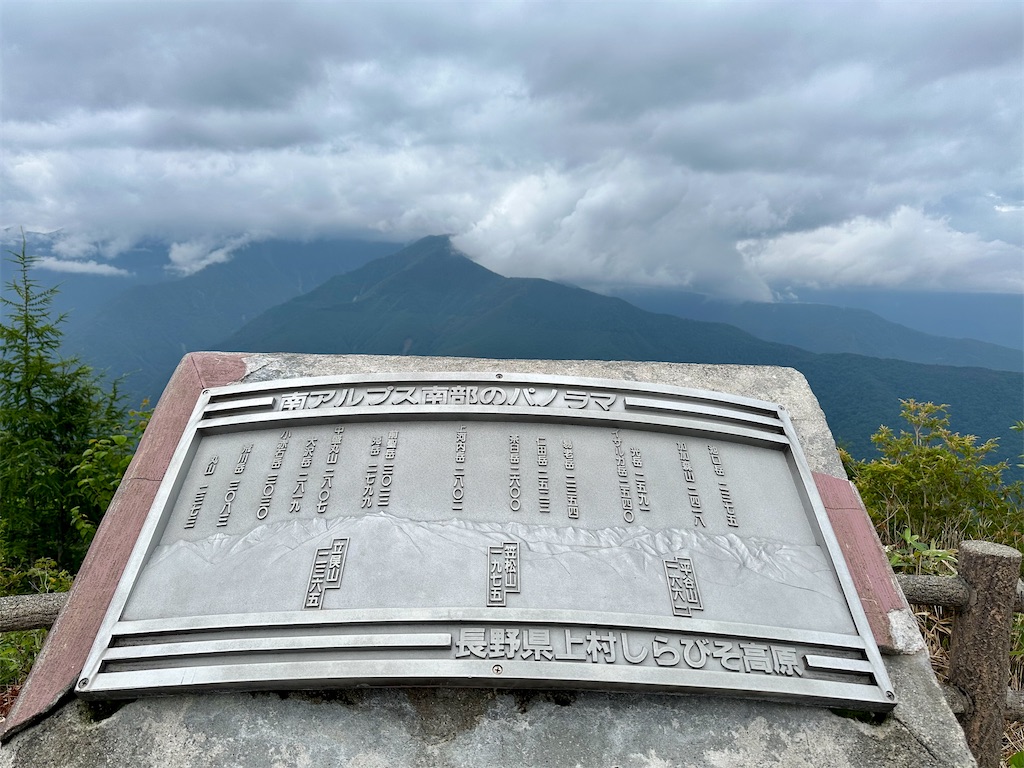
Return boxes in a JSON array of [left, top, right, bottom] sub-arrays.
[[0, 593, 66, 633], [1, 541, 1021, 765]]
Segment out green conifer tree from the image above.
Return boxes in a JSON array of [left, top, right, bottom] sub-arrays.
[[0, 235, 128, 571]]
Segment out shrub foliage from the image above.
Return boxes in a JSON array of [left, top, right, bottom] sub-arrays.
[[843, 399, 1023, 552]]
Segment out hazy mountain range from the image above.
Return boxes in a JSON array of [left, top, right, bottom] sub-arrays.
[[611, 288, 1022, 372], [5, 235, 1021, 471]]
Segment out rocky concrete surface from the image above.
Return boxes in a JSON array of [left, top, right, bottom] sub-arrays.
[[0, 653, 973, 767]]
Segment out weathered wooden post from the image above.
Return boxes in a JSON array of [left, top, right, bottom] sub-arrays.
[[948, 540, 1022, 768]]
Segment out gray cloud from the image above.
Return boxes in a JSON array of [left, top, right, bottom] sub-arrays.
[[1, 1, 1020, 296]]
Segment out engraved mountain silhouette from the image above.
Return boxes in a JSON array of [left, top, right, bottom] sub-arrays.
[[127, 512, 850, 633], [218, 235, 1022, 469]]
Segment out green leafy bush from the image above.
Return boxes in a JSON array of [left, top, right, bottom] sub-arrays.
[[0, 630, 46, 688], [843, 400, 1023, 551], [885, 529, 958, 576], [0, 557, 73, 687], [846, 401, 1023, 763], [71, 403, 150, 545]]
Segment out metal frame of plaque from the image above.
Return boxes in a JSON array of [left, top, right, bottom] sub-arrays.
[[78, 373, 896, 711]]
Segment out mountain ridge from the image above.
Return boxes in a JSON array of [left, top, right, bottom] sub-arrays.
[[221, 236, 1023, 471], [610, 287, 1022, 371], [59, 238, 401, 399]]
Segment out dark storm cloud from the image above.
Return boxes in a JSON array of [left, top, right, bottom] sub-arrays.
[[2, 1, 1020, 294]]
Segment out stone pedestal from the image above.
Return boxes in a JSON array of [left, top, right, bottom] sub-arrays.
[[0, 354, 975, 767]]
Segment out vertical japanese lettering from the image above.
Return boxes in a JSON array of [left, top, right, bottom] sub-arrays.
[[536, 437, 550, 514], [611, 430, 634, 523], [234, 444, 253, 475], [562, 439, 579, 519], [361, 436, 381, 510], [509, 435, 521, 512], [289, 472, 307, 513], [257, 474, 277, 520], [304, 538, 350, 609], [216, 480, 240, 527], [708, 445, 738, 528], [676, 442, 704, 528], [664, 556, 704, 617], [486, 542, 521, 606], [270, 431, 291, 470], [630, 446, 650, 513], [378, 430, 399, 507], [184, 485, 208, 529], [453, 426, 467, 513], [300, 438, 318, 469], [317, 470, 333, 514], [326, 426, 344, 465]]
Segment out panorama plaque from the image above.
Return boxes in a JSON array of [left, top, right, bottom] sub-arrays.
[[78, 373, 895, 711]]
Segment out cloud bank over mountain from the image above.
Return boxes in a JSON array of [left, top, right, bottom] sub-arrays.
[[2, 1, 1020, 298]]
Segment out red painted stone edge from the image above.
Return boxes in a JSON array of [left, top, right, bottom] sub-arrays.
[[1, 352, 247, 742], [1, 362, 905, 739], [814, 471, 910, 652]]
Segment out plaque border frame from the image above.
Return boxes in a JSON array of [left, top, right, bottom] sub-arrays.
[[77, 372, 896, 711]]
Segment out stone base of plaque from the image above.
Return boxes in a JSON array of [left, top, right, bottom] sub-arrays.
[[0, 354, 975, 767], [0, 660, 969, 767]]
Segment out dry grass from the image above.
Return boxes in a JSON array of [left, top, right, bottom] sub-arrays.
[[909, 602, 1024, 766], [0, 684, 20, 722]]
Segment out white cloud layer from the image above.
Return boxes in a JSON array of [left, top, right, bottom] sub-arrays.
[[739, 207, 1023, 294], [35, 257, 131, 277], [1, 1, 1021, 296], [167, 235, 260, 276]]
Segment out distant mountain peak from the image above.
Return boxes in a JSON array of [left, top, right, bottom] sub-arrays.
[[415, 233, 455, 248], [399, 234, 459, 258], [367, 235, 495, 287]]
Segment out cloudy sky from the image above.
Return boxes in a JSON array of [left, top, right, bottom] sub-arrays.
[[2, 1, 1021, 299]]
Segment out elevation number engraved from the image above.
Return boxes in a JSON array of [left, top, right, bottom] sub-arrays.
[[509, 435, 521, 512], [536, 437, 550, 514], [611, 430, 634, 523], [304, 538, 350, 609], [453, 426, 467, 512], [676, 442, 704, 528], [708, 444, 739, 528], [486, 542, 521, 607], [184, 485, 209, 530], [317, 427, 344, 515], [378, 430, 399, 508], [563, 440, 579, 519], [664, 556, 704, 617]]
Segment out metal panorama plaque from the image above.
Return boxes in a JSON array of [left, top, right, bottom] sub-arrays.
[[78, 373, 895, 711]]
